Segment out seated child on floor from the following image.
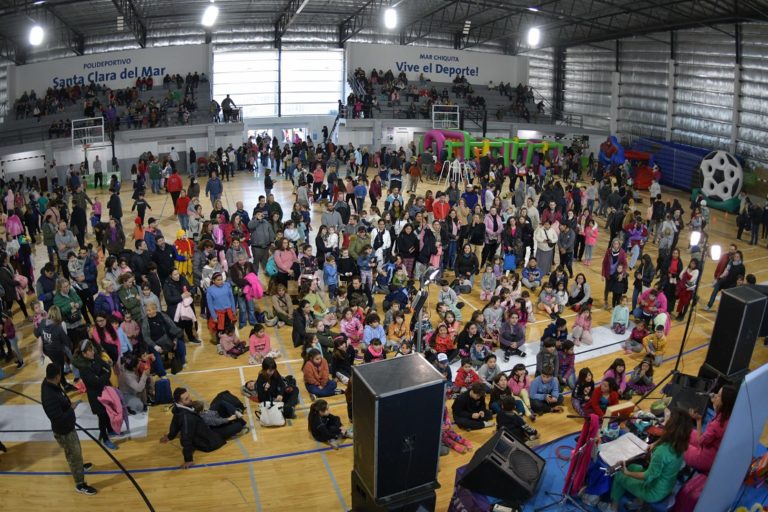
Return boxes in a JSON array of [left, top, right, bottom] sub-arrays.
[[611, 295, 630, 335], [477, 354, 501, 390], [340, 308, 364, 349], [441, 406, 473, 454], [628, 356, 655, 395], [363, 338, 386, 363], [535, 337, 559, 377], [308, 399, 352, 450], [248, 323, 281, 365], [480, 265, 496, 301], [642, 324, 666, 366], [497, 396, 539, 442], [571, 308, 593, 346], [571, 368, 595, 417], [529, 365, 564, 415], [557, 340, 576, 389], [217, 324, 247, 357], [331, 336, 355, 385], [488, 372, 512, 413], [454, 357, 481, 394], [386, 312, 410, 351], [470, 339, 491, 368], [624, 318, 649, 355]]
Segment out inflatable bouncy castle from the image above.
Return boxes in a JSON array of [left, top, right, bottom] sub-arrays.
[[599, 136, 626, 167], [420, 129, 564, 169]]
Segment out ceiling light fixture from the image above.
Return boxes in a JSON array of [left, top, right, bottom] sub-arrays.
[[527, 6, 540, 12], [29, 25, 44, 46], [384, 8, 397, 29], [201, 2, 219, 27], [527, 26, 540, 47]]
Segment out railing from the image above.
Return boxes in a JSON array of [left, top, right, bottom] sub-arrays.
[[463, 107, 487, 136]]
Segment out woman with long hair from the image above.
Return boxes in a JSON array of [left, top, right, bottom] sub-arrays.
[[308, 399, 352, 449], [602, 408, 693, 511], [73, 340, 118, 450], [90, 312, 121, 365], [684, 385, 736, 473], [251, 357, 299, 419]]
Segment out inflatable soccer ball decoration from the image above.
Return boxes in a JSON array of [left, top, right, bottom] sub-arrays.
[[700, 150, 742, 202]]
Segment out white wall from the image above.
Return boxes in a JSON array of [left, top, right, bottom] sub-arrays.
[[9, 44, 210, 97], [346, 43, 529, 86]]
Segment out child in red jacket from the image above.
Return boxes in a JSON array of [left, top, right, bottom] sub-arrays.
[[582, 377, 620, 418], [454, 358, 481, 393]]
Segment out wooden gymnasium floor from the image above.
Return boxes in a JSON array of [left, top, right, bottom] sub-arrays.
[[0, 166, 767, 511]]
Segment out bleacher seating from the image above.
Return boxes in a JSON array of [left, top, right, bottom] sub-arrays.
[[0, 79, 216, 147], [346, 74, 547, 124]]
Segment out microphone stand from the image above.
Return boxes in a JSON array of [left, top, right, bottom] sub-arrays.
[[635, 235, 709, 407], [534, 421, 593, 512]]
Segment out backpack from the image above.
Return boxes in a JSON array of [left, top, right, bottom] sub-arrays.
[[503, 252, 517, 271], [265, 256, 278, 277], [154, 379, 172, 404]]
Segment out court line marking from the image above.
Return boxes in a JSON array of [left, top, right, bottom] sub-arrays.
[[0, 443, 353, 476], [239, 367, 258, 442], [0, 343, 713, 478]]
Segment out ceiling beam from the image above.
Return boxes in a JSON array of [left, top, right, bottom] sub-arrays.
[[0, 30, 24, 64], [111, 0, 147, 48], [274, 0, 312, 47], [399, 0, 491, 46], [38, 2, 85, 55], [338, 0, 391, 47]]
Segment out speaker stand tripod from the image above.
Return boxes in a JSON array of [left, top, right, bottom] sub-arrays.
[[533, 440, 591, 512]]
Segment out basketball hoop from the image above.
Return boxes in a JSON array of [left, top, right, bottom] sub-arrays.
[[82, 143, 91, 152]]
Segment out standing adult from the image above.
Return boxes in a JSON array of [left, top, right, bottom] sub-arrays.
[[55, 221, 78, 279], [73, 341, 118, 450], [41, 363, 97, 495], [166, 168, 183, 209], [163, 269, 200, 345], [482, 207, 503, 267], [534, 219, 558, 277], [248, 210, 275, 274], [704, 250, 745, 311], [205, 171, 223, 208], [396, 223, 419, 278], [602, 238, 628, 306], [92, 155, 103, 189]]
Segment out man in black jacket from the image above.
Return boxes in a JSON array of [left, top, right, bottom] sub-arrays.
[[152, 235, 179, 282], [41, 364, 97, 495], [451, 382, 494, 431], [160, 387, 244, 468]]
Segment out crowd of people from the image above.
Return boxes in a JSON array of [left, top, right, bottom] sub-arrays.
[[9, 72, 209, 138], [0, 129, 740, 509], [347, 67, 542, 121]]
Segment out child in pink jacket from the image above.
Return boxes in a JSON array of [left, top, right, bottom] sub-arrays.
[[340, 308, 364, 348], [583, 220, 599, 265], [248, 324, 281, 365]]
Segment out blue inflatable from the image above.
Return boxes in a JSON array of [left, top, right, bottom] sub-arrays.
[[598, 135, 626, 167]]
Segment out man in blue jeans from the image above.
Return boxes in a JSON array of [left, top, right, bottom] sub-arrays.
[[704, 250, 745, 310], [229, 253, 257, 328]]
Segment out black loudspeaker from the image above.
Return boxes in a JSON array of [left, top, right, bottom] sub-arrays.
[[351, 470, 436, 512], [352, 354, 445, 505], [703, 286, 767, 379], [746, 285, 768, 337], [459, 428, 545, 504]]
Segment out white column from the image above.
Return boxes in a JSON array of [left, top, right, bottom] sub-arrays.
[[666, 59, 675, 141], [730, 65, 741, 155], [610, 71, 619, 135]]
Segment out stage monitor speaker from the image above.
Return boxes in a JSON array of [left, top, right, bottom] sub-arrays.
[[352, 354, 445, 503], [458, 428, 545, 504], [704, 286, 766, 379]]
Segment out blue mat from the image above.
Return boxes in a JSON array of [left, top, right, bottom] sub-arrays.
[[521, 433, 768, 511]]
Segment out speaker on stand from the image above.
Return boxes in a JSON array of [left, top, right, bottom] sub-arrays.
[[351, 354, 445, 511], [699, 286, 766, 380]]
